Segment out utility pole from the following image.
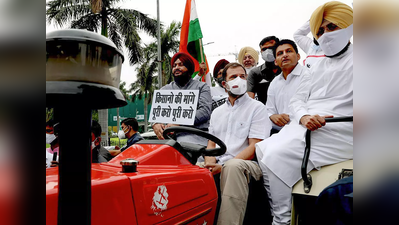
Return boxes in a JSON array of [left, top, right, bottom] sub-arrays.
[[157, 0, 162, 89]]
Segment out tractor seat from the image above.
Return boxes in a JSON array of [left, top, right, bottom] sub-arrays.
[[292, 159, 353, 197]]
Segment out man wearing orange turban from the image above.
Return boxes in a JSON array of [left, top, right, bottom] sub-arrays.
[[256, 1, 353, 224]]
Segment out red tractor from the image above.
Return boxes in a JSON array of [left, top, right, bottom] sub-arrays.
[[46, 127, 227, 225], [45, 29, 353, 225], [45, 29, 230, 225]]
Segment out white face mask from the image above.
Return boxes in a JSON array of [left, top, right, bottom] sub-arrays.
[[91, 138, 97, 150], [46, 133, 56, 144], [118, 130, 126, 139], [317, 24, 353, 56], [226, 77, 247, 96], [261, 49, 275, 62]]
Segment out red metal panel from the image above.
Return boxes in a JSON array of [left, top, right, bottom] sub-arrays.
[[157, 203, 217, 225], [129, 166, 218, 225], [46, 166, 137, 225], [108, 144, 192, 166], [45, 143, 218, 225]]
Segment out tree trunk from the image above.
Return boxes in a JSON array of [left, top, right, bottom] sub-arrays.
[[98, 5, 109, 146], [144, 94, 148, 132]]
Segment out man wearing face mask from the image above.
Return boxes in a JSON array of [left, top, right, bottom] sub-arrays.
[[152, 52, 212, 147], [247, 36, 282, 105], [293, 20, 325, 69], [91, 120, 113, 163], [255, 2, 353, 224], [205, 62, 271, 225], [116, 118, 143, 154], [211, 59, 229, 111]]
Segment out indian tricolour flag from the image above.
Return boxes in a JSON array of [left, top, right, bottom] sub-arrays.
[[179, 0, 209, 81]]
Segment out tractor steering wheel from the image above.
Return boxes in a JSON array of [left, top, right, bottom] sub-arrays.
[[162, 126, 226, 157]]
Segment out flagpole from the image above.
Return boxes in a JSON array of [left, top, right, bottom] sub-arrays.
[[157, 0, 162, 88], [199, 38, 204, 63]]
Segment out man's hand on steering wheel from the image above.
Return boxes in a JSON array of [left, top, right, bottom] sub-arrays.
[[163, 126, 227, 157], [153, 123, 165, 140]]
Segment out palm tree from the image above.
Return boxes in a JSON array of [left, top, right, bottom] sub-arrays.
[[129, 21, 181, 132], [130, 46, 158, 133], [119, 81, 131, 100], [46, 0, 159, 144], [46, 0, 159, 65], [147, 21, 181, 86]]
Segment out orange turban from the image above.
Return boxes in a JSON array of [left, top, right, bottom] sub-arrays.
[[310, 1, 353, 39]]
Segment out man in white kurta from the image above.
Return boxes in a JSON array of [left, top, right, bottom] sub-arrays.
[[205, 62, 271, 225], [266, 39, 307, 133], [256, 2, 354, 224]]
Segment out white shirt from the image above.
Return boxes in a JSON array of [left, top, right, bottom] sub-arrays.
[[209, 93, 271, 164], [266, 64, 308, 130], [293, 20, 325, 69]]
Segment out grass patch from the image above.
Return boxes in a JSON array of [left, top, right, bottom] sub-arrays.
[[110, 138, 127, 147]]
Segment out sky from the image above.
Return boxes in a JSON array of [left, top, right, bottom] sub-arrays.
[[46, 0, 353, 86]]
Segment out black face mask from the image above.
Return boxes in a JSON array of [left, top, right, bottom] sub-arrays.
[[174, 72, 191, 87], [227, 91, 245, 99]]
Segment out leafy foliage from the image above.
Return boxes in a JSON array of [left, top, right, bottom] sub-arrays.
[[46, 0, 159, 65]]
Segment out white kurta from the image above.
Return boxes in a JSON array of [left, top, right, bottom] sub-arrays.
[[266, 64, 307, 130], [293, 20, 325, 69], [256, 45, 353, 187]]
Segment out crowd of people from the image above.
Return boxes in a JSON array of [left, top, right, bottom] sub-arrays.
[[46, 1, 353, 225], [152, 1, 353, 224]]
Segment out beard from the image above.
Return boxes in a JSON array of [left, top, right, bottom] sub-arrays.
[[173, 71, 192, 86]]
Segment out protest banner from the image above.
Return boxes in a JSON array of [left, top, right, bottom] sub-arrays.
[[149, 90, 199, 125]]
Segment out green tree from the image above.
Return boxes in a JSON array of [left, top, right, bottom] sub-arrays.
[[119, 81, 131, 100], [46, 0, 159, 142], [130, 46, 158, 133], [46, 0, 159, 65], [147, 21, 181, 86], [129, 21, 181, 132]]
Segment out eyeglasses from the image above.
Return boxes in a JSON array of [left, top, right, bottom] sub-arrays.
[[317, 23, 339, 37]]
